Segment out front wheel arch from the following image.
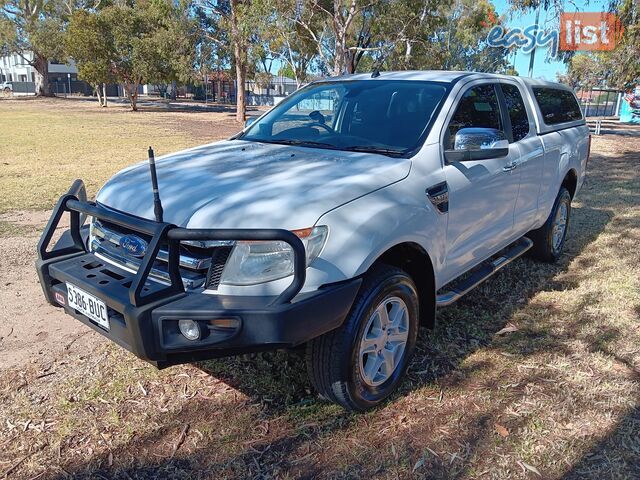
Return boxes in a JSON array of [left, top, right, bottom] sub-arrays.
[[374, 242, 436, 329]]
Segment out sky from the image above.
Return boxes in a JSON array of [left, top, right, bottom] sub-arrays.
[[492, 0, 611, 80]]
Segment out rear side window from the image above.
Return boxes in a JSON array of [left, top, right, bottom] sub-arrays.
[[501, 84, 530, 141], [533, 87, 583, 125]]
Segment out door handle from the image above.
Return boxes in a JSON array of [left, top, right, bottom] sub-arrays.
[[503, 161, 518, 172]]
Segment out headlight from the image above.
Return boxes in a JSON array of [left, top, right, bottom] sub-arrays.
[[219, 226, 328, 286]]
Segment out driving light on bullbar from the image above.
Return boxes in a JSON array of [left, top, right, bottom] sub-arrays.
[[178, 319, 201, 341]]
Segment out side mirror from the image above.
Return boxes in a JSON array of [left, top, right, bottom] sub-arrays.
[[244, 117, 257, 128], [445, 127, 509, 162]]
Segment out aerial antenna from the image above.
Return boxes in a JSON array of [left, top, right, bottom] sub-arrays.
[[147, 146, 164, 223]]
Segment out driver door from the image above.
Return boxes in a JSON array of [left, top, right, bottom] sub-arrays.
[[441, 83, 521, 282]]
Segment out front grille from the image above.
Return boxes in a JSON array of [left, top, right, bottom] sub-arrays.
[[89, 220, 233, 290]]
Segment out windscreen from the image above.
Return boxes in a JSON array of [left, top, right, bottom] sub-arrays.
[[240, 80, 448, 156]]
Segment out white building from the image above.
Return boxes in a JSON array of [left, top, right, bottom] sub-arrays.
[[0, 51, 78, 84]]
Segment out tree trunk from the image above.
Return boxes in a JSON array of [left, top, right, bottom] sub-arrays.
[[171, 80, 177, 101], [124, 81, 138, 111], [235, 57, 246, 123], [95, 84, 103, 106], [230, 0, 246, 123], [33, 53, 51, 97], [131, 82, 139, 111], [102, 83, 108, 107]]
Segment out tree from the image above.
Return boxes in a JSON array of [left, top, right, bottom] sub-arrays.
[[274, 0, 509, 76], [284, 0, 388, 76], [602, 0, 639, 88], [0, 0, 68, 96], [65, 9, 112, 106], [557, 53, 603, 89], [271, 29, 316, 87], [66, 0, 197, 111], [199, 0, 267, 123], [369, 0, 509, 73]]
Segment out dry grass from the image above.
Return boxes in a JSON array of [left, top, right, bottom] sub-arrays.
[[0, 97, 242, 213], [0, 100, 638, 479]]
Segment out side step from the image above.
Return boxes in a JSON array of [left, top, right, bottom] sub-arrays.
[[436, 237, 533, 307]]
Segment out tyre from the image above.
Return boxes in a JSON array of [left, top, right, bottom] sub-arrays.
[[306, 264, 419, 411], [528, 187, 571, 262]]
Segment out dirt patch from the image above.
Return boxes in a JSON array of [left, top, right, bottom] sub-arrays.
[[0, 212, 101, 370]]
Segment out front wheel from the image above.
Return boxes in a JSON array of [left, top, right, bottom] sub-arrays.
[[306, 264, 419, 411], [528, 187, 572, 262]]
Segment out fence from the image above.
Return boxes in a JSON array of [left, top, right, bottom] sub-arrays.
[[5, 80, 94, 96], [577, 88, 622, 117], [7, 81, 35, 94], [51, 80, 94, 96]]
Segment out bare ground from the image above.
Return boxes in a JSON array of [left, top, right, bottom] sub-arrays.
[[0, 100, 638, 479], [0, 211, 101, 370]]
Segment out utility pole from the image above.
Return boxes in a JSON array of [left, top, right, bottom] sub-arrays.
[[528, 3, 542, 77]]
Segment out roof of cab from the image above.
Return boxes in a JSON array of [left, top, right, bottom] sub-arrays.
[[320, 70, 572, 91]]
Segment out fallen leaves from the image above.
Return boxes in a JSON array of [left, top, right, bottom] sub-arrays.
[[495, 323, 519, 335], [412, 457, 425, 473], [494, 423, 510, 438], [517, 459, 542, 477]]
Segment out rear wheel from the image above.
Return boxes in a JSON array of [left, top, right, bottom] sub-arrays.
[[528, 187, 572, 262], [306, 264, 419, 411]]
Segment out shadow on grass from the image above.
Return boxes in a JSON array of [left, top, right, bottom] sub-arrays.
[[51, 139, 639, 479], [562, 406, 640, 479]]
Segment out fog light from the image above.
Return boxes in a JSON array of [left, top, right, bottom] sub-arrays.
[[178, 319, 201, 341]]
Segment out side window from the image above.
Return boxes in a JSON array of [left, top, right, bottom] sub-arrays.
[[446, 85, 502, 149], [501, 84, 530, 142], [533, 87, 583, 125]]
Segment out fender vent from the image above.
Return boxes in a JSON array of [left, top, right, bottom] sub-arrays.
[[205, 246, 233, 290]]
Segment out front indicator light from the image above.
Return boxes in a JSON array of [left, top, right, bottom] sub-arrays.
[[209, 318, 240, 329], [178, 319, 201, 341]]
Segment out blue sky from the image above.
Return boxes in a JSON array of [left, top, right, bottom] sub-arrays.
[[492, 0, 610, 80]]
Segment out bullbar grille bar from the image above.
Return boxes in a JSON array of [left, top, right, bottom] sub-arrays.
[[38, 180, 307, 307]]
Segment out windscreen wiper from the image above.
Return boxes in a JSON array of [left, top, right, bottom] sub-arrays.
[[342, 145, 405, 157], [274, 139, 339, 149]]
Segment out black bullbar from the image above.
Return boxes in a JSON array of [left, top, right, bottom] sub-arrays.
[[35, 180, 361, 368]]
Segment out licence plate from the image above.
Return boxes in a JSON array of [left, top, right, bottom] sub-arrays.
[[66, 283, 110, 330]]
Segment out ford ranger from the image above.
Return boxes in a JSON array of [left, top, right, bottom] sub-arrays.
[[36, 71, 589, 411]]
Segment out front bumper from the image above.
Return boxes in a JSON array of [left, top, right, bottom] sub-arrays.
[[36, 182, 361, 368]]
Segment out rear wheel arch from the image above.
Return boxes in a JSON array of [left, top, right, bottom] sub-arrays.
[[562, 168, 578, 199], [372, 242, 436, 329]]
